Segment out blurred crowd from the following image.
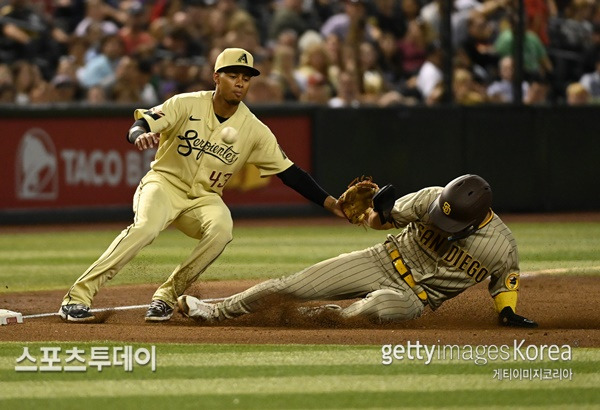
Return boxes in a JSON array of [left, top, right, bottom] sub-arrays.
[[1, 0, 600, 107]]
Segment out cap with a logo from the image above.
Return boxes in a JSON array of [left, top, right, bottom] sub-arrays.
[[214, 48, 260, 77]]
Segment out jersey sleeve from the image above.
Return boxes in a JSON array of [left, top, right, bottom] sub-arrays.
[[246, 125, 294, 176], [488, 243, 521, 312], [488, 246, 520, 297], [133, 95, 181, 134], [390, 187, 441, 228]]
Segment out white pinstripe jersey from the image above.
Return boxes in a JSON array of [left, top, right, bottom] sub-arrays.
[[388, 187, 520, 310], [135, 91, 293, 198]]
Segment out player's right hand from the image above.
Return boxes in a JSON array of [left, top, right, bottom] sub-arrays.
[[134, 132, 160, 150]]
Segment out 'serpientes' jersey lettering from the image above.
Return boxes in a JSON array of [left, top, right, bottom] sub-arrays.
[[176, 130, 240, 164], [134, 91, 293, 197], [389, 187, 520, 310]]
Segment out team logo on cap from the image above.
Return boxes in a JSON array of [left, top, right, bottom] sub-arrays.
[[442, 201, 451, 215], [237, 53, 248, 64], [505, 272, 520, 290]]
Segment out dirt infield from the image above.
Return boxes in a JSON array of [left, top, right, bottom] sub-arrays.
[[1, 275, 599, 347]]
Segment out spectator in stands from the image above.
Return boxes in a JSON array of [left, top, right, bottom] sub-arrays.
[[397, 19, 432, 80], [323, 32, 344, 83], [487, 56, 530, 102], [581, 23, 600, 73], [85, 85, 108, 104], [81, 22, 105, 64], [245, 75, 284, 104], [369, 0, 408, 40], [73, 0, 119, 39], [295, 41, 334, 93], [459, 10, 499, 83], [453, 67, 488, 104], [111, 56, 159, 105], [154, 25, 198, 61], [269, 0, 315, 41], [76, 34, 125, 90], [0, 63, 15, 103], [359, 41, 387, 104], [523, 74, 551, 105], [274, 28, 300, 49], [524, 0, 557, 46], [52, 0, 86, 34], [12, 60, 44, 105], [329, 69, 361, 107], [3, 0, 600, 106], [415, 41, 443, 102], [299, 72, 332, 104], [28, 78, 53, 104], [50, 74, 80, 103], [171, 0, 214, 58], [376, 31, 403, 88], [216, 0, 258, 35], [565, 81, 591, 105], [118, 1, 157, 58], [270, 44, 302, 101], [494, 18, 553, 80], [0, 0, 69, 79], [579, 53, 600, 100], [320, 0, 376, 44]]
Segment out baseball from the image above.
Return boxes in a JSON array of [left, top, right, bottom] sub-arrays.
[[221, 127, 238, 144]]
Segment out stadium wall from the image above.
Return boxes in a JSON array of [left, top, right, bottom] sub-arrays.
[[1, 105, 597, 224]]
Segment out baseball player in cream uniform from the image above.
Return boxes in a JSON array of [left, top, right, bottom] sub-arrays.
[[60, 48, 343, 322], [179, 175, 538, 328]]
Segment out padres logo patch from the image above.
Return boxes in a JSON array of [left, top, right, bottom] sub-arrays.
[[505, 272, 520, 290], [442, 202, 451, 215]]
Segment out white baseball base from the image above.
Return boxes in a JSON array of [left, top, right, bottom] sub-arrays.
[[0, 309, 23, 325]]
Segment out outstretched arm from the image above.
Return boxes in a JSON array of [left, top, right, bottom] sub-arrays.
[[277, 165, 344, 218]]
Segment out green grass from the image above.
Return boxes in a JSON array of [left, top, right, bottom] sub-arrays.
[[0, 342, 598, 409], [0, 221, 599, 408], [1, 221, 599, 292]]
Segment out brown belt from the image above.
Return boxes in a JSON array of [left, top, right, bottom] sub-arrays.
[[388, 247, 428, 304]]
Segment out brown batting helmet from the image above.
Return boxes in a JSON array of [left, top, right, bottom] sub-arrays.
[[428, 174, 492, 236]]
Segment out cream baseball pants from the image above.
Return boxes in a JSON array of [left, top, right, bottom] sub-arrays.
[[62, 172, 233, 308]]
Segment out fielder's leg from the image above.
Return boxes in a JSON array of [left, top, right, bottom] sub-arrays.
[[61, 179, 176, 308], [151, 195, 233, 308]]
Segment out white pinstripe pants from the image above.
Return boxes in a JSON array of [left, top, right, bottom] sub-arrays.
[[216, 244, 426, 323]]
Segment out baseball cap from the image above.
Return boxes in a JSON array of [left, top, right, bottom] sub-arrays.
[[214, 48, 260, 77]]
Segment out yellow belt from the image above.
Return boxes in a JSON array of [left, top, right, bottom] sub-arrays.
[[388, 248, 428, 304]]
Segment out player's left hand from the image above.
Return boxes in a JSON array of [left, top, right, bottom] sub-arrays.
[[498, 306, 538, 328]]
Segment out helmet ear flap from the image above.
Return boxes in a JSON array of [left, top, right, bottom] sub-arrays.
[[447, 224, 477, 241]]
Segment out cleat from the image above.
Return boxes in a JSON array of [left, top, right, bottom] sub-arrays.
[[298, 304, 342, 317], [59, 304, 95, 322], [145, 300, 174, 322], [177, 295, 217, 322]]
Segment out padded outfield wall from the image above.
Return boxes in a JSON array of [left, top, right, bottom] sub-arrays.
[[0, 104, 598, 224]]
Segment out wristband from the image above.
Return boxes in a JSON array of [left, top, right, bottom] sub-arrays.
[[128, 126, 146, 143]]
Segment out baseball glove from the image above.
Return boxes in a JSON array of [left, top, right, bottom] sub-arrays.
[[337, 176, 379, 225]]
